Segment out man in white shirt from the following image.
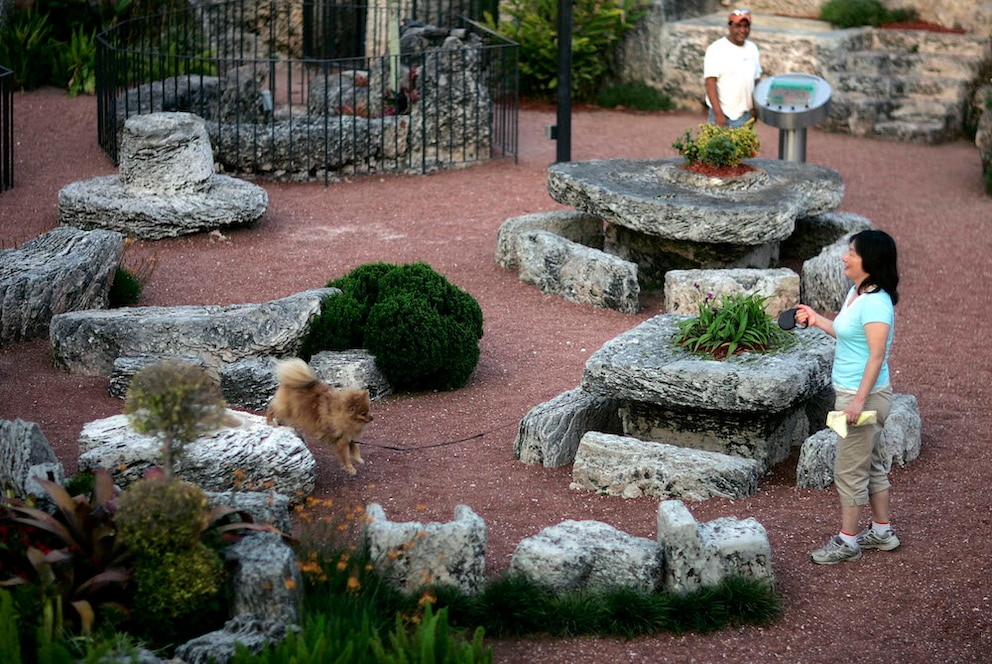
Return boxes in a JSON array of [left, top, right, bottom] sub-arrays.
[[704, 8, 763, 127]]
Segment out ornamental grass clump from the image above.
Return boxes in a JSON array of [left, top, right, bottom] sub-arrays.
[[675, 291, 795, 359]]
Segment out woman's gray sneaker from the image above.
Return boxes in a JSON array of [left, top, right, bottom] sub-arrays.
[[856, 528, 901, 551], [811, 536, 863, 565]]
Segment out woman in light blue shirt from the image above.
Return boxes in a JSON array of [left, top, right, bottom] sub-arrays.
[[796, 230, 900, 565]]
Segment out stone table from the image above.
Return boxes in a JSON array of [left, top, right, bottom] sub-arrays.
[[581, 314, 836, 472], [547, 157, 844, 284]]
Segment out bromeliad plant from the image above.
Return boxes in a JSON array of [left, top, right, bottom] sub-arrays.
[[0, 468, 131, 640], [674, 291, 795, 359]]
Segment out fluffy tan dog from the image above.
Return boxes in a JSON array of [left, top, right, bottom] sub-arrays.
[[266, 358, 373, 475]]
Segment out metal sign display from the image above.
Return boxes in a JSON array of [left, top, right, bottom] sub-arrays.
[[754, 73, 832, 162]]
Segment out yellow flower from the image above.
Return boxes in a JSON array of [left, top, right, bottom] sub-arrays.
[[285, 579, 296, 590], [346, 576, 361, 593]]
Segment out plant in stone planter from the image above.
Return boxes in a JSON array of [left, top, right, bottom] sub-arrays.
[[124, 359, 230, 479], [674, 291, 794, 359], [672, 120, 761, 177]]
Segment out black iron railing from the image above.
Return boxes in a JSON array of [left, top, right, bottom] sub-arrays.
[[96, 0, 516, 184], [0, 66, 12, 192]]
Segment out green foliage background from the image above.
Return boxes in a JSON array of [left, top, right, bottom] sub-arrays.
[[483, 0, 649, 103]]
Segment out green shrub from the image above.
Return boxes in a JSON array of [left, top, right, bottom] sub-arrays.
[[127, 544, 225, 645], [115, 477, 210, 552], [482, 0, 649, 103], [301, 262, 398, 357], [302, 262, 484, 392], [364, 291, 480, 391], [674, 291, 795, 359], [819, 0, 917, 28], [672, 120, 761, 168], [597, 80, 674, 111]]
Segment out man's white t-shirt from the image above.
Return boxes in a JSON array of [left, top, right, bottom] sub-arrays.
[[703, 37, 762, 121]]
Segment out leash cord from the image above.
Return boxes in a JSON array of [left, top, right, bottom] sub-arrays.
[[357, 420, 517, 452]]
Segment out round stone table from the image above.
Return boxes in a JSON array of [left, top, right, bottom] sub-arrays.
[[547, 157, 844, 284]]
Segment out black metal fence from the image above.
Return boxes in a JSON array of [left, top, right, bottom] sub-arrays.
[[0, 66, 12, 192], [96, 0, 517, 183]]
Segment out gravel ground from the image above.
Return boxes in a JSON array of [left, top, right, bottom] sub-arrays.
[[2, 88, 992, 663]]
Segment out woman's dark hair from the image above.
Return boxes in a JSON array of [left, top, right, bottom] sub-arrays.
[[851, 229, 899, 305]]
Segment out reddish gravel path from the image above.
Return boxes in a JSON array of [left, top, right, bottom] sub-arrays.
[[2, 88, 992, 663]]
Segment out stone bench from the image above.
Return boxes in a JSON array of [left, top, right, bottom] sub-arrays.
[[657, 499, 773, 594], [77, 410, 316, 504], [516, 230, 640, 314], [570, 431, 761, 501], [664, 267, 800, 318], [50, 288, 338, 377], [797, 394, 922, 489], [364, 503, 487, 596], [513, 386, 621, 467], [108, 349, 392, 410]]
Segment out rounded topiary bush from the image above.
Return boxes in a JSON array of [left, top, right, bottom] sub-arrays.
[[365, 291, 481, 390], [301, 261, 483, 391]]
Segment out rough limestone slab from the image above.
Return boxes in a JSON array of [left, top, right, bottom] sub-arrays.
[[509, 520, 664, 594], [801, 237, 855, 312], [664, 268, 800, 317], [117, 112, 216, 194], [364, 503, 487, 596], [547, 158, 844, 245], [0, 227, 123, 346], [582, 313, 834, 412], [77, 410, 316, 503], [110, 354, 213, 400], [516, 231, 640, 314], [58, 174, 269, 240], [570, 432, 760, 501], [309, 349, 392, 400], [618, 400, 809, 472], [796, 393, 922, 489], [656, 500, 773, 593], [50, 288, 338, 377], [495, 210, 604, 270], [0, 418, 66, 501], [514, 386, 621, 467], [781, 211, 873, 263]]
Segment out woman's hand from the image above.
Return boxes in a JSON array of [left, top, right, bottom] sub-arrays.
[[844, 394, 867, 425], [795, 304, 817, 329]]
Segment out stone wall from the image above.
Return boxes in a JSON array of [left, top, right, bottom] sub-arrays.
[[727, 0, 992, 34]]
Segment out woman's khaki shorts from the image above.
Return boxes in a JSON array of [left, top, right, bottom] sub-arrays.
[[833, 388, 893, 507]]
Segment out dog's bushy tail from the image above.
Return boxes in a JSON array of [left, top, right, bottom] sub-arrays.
[[274, 358, 318, 389]]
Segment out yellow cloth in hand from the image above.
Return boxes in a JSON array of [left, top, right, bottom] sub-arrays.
[[826, 410, 877, 438]]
